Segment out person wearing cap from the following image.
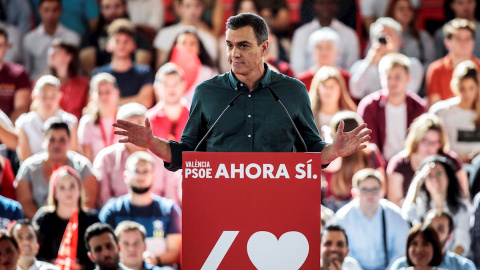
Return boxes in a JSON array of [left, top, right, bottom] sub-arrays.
[[93, 102, 180, 208], [99, 152, 181, 268]]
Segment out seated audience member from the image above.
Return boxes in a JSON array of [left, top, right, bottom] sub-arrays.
[[9, 219, 58, 270], [154, 0, 218, 69], [0, 27, 31, 123], [357, 53, 426, 161], [147, 63, 189, 142], [385, 0, 436, 68], [396, 225, 444, 270], [0, 195, 23, 230], [23, 0, 80, 81], [167, 27, 218, 103], [0, 110, 18, 151], [391, 210, 476, 269], [99, 152, 182, 268], [309, 67, 356, 132], [426, 19, 480, 107], [434, 0, 480, 59], [0, 22, 21, 63], [85, 223, 130, 270], [402, 155, 471, 256], [350, 18, 424, 100], [332, 168, 410, 270], [115, 221, 165, 270], [471, 191, 480, 267], [80, 0, 153, 75], [48, 39, 89, 121], [387, 114, 470, 207], [0, 233, 20, 270], [91, 19, 154, 108], [430, 60, 480, 163], [33, 166, 99, 269], [94, 103, 180, 207], [360, 0, 420, 33], [29, 0, 99, 37], [298, 28, 350, 91], [78, 73, 120, 162], [291, 0, 359, 75], [256, 0, 289, 36], [15, 75, 78, 161], [15, 120, 97, 219], [322, 112, 386, 211], [0, 154, 15, 200], [321, 205, 334, 231], [199, 0, 224, 37], [126, 0, 164, 38], [1, 0, 31, 37], [320, 225, 362, 270]]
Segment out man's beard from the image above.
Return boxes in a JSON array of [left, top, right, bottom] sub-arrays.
[[130, 185, 151, 194], [97, 253, 120, 270]]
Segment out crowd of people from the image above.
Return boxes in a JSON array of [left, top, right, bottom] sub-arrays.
[[1, 0, 480, 269]]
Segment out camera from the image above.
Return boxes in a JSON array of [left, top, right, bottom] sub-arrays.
[[378, 35, 387, 45]]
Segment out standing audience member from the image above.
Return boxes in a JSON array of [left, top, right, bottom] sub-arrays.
[[48, 39, 89, 121], [349, 18, 424, 100], [78, 73, 120, 162], [79, 0, 153, 75], [15, 120, 97, 219], [357, 53, 426, 161], [320, 225, 362, 270], [0, 233, 20, 270], [426, 18, 480, 107], [291, 0, 359, 74], [99, 152, 182, 268], [0, 195, 23, 230], [430, 60, 480, 163], [402, 155, 471, 256], [23, 0, 80, 80], [332, 168, 410, 270], [0, 26, 31, 123], [9, 219, 58, 270], [85, 223, 130, 270], [115, 221, 165, 270], [385, 0, 436, 68], [91, 19, 154, 108], [15, 75, 78, 161], [387, 114, 470, 207]]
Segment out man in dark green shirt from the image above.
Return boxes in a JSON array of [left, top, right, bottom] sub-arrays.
[[114, 13, 371, 171]]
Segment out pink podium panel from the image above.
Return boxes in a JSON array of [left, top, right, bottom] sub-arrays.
[[182, 152, 321, 269]]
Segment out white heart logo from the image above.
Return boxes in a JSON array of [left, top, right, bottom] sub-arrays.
[[247, 231, 309, 270]]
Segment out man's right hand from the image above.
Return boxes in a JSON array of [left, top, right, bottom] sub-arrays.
[[114, 118, 154, 149]]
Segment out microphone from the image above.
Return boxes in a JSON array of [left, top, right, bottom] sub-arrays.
[[265, 86, 308, 152], [194, 92, 243, 151]]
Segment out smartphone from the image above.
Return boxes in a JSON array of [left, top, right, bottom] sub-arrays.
[[378, 36, 387, 45]]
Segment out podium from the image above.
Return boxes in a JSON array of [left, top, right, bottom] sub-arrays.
[[182, 152, 321, 269]]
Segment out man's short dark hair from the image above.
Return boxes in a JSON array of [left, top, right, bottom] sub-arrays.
[[321, 224, 349, 246], [9, 219, 36, 237], [84, 222, 118, 252], [39, 0, 62, 7], [0, 26, 8, 41], [43, 118, 70, 137], [425, 209, 455, 234], [226, 13, 268, 45]]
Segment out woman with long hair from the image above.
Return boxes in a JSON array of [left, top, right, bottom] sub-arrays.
[[402, 156, 471, 256], [309, 66, 357, 135], [78, 73, 120, 161], [430, 60, 480, 163], [33, 166, 99, 270], [387, 113, 470, 206]]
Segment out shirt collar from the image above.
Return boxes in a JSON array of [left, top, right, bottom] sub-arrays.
[[228, 63, 272, 91]]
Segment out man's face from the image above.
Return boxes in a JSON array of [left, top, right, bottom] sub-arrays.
[[446, 28, 475, 58], [0, 35, 9, 61], [321, 230, 349, 267], [451, 0, 476, 19], [12, 225, 38, 257], [179, 0, 204, 24], [88, 232, 120, 270], [427, 216, 451, 250], [226, 26, 268, 77], [156, 73, 185, 105], [313, 0, 338, 22], [118, 230, 146, 268], [107, 33, 136, 58], [44, 129, 70, 160], [39, 0, 62, 28], [381, 65, 410, 96], [101, 0, 126, 23], [125, 160, 154, 193], [355, 177, 382, 210], [312, 41, 338, 67]]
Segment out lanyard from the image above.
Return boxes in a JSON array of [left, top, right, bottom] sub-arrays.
[[98, 117, 115, 147]]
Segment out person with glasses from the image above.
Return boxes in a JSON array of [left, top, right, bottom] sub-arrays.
[[331, 168, 410, 270], [402, 155, 471, 256]]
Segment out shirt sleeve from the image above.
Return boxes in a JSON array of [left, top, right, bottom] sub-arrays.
[[98, 201, 116, 227], [85, 0, 100, 20], [349, 60, 378, 99], [407, 58, 424, 94], [290, 29, 307, 76], [166, 204, 182, 235], [452, 202, 472, 256]]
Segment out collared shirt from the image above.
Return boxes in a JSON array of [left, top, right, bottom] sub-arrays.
[[390, 251, 476, 270], [16, 259, 58, 270], [166, 64, 327, 171], [94, 263, 132, 270], [331, 198, 411, 270]]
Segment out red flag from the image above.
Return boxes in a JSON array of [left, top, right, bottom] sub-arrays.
[[55, 208, 79, 270]]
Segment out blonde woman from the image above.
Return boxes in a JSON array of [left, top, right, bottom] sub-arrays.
[[430, 60, 480, 163]]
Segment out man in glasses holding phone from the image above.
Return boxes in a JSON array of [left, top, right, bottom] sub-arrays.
[[331, 168, 410, 270]]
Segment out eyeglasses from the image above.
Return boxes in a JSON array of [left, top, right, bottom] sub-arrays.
[[425, 170, 445, 180], [359, 187, 381, 195], [420, 138, 441, 147]]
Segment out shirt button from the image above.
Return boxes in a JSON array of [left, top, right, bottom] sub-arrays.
[[248, 115, 251, 118], [235, 87, 237, 90], [248, 134, 252, 138], [240, 83, 244, 86], [248, 94, 251, 97]]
